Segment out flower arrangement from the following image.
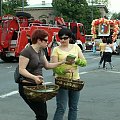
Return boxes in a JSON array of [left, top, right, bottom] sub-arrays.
[[91, 18, 120, 41]]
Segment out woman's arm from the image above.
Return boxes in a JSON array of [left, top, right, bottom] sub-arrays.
[[78, 50, 86, 59], [19, 55, 43, 84], [44, 55, 65, 69], [75, 50, 87, 67], [110, 44, 116, 52]]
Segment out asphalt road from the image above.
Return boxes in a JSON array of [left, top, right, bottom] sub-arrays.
[[0, 52, 120, 120]]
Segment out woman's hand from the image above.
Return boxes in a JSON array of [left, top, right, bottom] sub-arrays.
[[65, 68, 74, 73], [33, 75, 44, 85]]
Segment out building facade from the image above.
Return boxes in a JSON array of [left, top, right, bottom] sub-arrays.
[[15, 1, 54, 24], [15, 1, 108, 23]]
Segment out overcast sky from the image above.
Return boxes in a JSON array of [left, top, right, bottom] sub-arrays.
[[28, 0, 120, 13]]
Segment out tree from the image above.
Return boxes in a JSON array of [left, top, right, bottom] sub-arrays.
[[52, 0, 101, 34], [111, 12, 120, 20], [2, 0, 28, 15]]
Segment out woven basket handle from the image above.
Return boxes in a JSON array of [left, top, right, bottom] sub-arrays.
[[69, 72, 73, 81]]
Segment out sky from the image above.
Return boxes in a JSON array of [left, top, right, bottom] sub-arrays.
[[108, 0, 120, 13], [28, 0, 120, 13]]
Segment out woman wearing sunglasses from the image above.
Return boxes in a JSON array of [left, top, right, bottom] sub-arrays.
[[18, 29, 65, 120], [51, 28, 87, 120]]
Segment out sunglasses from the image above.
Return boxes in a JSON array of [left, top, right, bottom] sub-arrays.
[[59, 36, 69, 40], [42, 38, 48, 42]]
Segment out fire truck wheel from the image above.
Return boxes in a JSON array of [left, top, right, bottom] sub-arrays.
[[15, 57, 19, 62], [0, 55, 15, 62], [16, 12, 31, 18]]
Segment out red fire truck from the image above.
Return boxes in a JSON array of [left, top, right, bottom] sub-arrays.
[[0, 13, 86, 62]]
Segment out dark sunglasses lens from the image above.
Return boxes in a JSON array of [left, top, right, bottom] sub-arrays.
[[60, 37, 69, 40], [43, 39, 48, 42]]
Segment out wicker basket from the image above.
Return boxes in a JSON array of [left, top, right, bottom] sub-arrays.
[[55, 77, 84, 91], [23, 84, 59, 102]]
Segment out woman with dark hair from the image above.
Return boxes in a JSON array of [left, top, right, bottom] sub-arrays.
[[18, 29, 65, 120], [51, 28, 87, 120], [103, 38, 115, 69]]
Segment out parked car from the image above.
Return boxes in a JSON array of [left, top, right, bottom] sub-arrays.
[[85, 35, 93, 50]]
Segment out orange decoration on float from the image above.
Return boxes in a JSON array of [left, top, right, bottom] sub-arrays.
[[91, 18, 120, 41]]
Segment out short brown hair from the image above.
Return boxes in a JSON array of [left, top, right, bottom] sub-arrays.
[[31, 29, 48, 44]]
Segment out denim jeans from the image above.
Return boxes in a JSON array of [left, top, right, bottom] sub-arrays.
[[53, 88, 80, 120]]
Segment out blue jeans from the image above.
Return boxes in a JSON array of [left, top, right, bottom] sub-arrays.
[[53, 88, 80, 120]]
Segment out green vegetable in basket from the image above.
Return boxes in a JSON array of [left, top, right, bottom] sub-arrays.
[[66, 54, 76, 60], [53, 66, 67, 75], [75, 58, 87, 67], [66, 54, 76, 65]]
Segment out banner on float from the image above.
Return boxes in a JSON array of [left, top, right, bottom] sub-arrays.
[[98, 23, 110, 36]]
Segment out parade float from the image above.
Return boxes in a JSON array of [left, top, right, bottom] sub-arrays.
[[91, 18, 120, 41]]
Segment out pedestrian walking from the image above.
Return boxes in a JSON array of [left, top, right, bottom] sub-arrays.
[[25, 34, 32, 48], [48, 32, 61, 50], [113, 40, 118, 54], [18, 29, 65, 120], [91, 38, 96, 53], [48, 32, 61, 75], [98, 37, 106, 68], [51, 28, 87, 120], [103, 38, 115, 69]]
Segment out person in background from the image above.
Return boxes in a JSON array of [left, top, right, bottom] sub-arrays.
[[103, 38, 115, 69], [91, 38, 96, 53], [27, 34, 32, 45], [18, 29, 65, 120], [113, 40, 118, 54], [25, 34, 32, 48], [48, 32, 61, 49], [98, 37, 106, 68], [48, 32, 61, 75], [70, 33, 76, 44], [51, 28, 87, 120], [92, 40, 96, 53]]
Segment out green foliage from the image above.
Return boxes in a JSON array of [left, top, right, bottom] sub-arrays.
[[111, 13, 120, 20], [2, 0, 28, 15], [53, 66, 67, 75], [52, 0, 101, 34]]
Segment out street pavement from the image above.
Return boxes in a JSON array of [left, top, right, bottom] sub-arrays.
[[0, 52, 120, 120]]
